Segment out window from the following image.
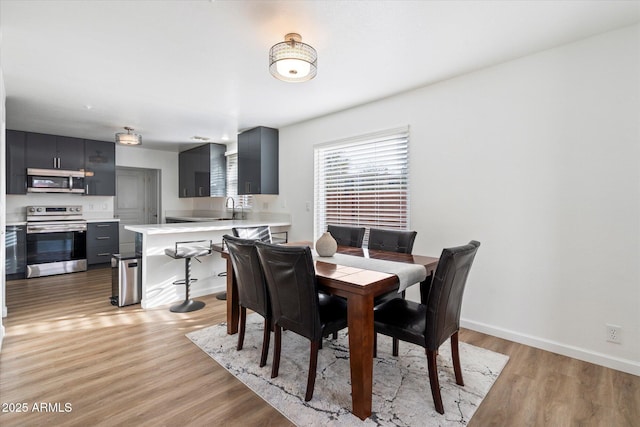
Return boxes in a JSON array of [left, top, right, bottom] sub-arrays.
[[226, 152, 252, 209], [314, 127, 410, 244]]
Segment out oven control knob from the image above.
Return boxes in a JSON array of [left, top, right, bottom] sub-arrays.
[[29, 207, 35, 212], [37, 207, 43, 212]]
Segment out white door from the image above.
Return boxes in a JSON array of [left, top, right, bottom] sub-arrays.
[[115, 167, 159, 254]]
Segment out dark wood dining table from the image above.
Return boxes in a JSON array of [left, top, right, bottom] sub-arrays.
[[212, 241, 439, 420]]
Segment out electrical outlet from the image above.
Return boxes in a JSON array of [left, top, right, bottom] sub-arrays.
[[606, 324, 622, 343]]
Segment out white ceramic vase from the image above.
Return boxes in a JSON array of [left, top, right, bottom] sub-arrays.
[[316, 232, 337, 257]]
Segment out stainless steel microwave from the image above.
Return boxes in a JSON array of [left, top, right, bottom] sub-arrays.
[[27, 168, 85, 193]]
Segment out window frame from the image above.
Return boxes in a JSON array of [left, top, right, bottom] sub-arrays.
[[313, 126, 410, 245]]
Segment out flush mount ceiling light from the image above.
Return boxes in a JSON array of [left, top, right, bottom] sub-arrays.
[[269, 33, 317, 82], [115, 126, 142, 146]]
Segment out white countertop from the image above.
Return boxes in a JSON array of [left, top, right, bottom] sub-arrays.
[[86, 218, 120, 223], [125, 219, 290, 235], [6, 221, 27, 226]]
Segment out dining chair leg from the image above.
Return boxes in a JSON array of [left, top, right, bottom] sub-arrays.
[[392, 338, 399, 356], [451, 332, 464, 386], [305, 340, 320, 401], [426, 349, 444, 414], [237, 307, 246, 351], [332, 331, 338, 339], [259, 317, 271, 368], [271, 325, 282, 378], [373, 333, 377, 358]]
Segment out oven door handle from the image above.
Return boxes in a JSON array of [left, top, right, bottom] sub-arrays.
[[27, 225, 87, 234]]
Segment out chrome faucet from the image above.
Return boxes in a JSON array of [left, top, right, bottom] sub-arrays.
[[225, 197, 235, 219]]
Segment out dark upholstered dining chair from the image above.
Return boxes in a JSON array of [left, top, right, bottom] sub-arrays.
[[368, 228, 419, 353], [368, 228, 417, 254], [373, 240, 480, 414], [223, 235, 272, 367], [232, 225, 272, 243], [327, 224, 366, 248], [255, 241, 348, 401]]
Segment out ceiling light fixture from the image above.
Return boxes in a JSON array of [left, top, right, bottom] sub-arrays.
[[269, 33, 317, 82], [115, 126, 142, 146]]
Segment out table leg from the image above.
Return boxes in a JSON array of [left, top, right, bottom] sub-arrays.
[[225, 257, 239, 334], [347, 293, 374, 420]]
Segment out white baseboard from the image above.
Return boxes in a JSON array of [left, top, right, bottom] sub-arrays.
[[192, 283, 226, 299], [461, 318, 640, 377]]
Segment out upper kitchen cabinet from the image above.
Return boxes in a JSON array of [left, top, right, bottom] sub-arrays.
[[178, 143, 226, 198], [6, 130, 27, 194], [238, 126, 278, 195], [84, 139, 116, 196], [26, 132, 85, 170]]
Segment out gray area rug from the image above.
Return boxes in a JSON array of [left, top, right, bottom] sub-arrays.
[[187, 314, 509, 426]]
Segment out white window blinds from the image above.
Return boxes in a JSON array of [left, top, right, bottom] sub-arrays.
[[314, 127, 410, 242], [226, 152, 252, 208]]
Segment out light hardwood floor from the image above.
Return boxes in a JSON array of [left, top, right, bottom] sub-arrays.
[[1, 268, 637, 426]]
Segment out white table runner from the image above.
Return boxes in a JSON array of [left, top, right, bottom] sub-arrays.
[[312, 251, 427, 292]]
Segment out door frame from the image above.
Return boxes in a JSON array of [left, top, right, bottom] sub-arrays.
[[115, 166, 161, 252]]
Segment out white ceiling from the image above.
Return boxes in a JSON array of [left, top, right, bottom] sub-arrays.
[[1, 1, 638, 151]]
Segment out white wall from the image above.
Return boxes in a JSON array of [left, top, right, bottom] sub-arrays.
[[276, 25, 640, 374]]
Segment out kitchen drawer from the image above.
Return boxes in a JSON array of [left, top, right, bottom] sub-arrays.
[[87, 222, 119, 241], [88, 245, 119, 265], [87, 222, 119, 265]]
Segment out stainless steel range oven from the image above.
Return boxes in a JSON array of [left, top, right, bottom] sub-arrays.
[[26, 205, 87, 278]]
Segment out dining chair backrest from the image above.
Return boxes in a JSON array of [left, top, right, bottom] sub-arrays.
[[368, 228, 417, 254], [223, 234, 270, 319], [327, 224, 366, 248], [232, 225, 272, 243], [255, 242, 322, 341], [425, 240, 480, 350]]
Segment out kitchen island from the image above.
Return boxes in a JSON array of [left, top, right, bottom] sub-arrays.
[[125, 218, 290, 309]]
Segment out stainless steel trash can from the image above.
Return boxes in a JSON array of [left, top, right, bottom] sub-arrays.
[[111, 254, 142, 307]]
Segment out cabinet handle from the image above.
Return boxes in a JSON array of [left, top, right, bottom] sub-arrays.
[[198, 187, 202, 196], [245, 182, 251, 193], [85, 184, 89, 194], [53, 158, 57, 168], [97, 253, 111, 256], [96, 237, 110, 240], [96, 224, 111, 228], [57, 157, 61, 168]]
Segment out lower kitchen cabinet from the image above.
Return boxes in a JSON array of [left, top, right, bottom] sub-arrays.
[[87, 221, 120, 265], [5, 225, 27, 280]]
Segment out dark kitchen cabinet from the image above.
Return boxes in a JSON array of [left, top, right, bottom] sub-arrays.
[[87, 221, 120, 265], [26, 132, 85, 170], [84, 139, 116, 196], [238, 126, 278, 195], [5, 225, 27, 280], [6, 130, 27, 194], [178, 143, 226, 198]]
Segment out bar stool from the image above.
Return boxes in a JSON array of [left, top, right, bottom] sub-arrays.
[[164, 240, 212, 312]]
